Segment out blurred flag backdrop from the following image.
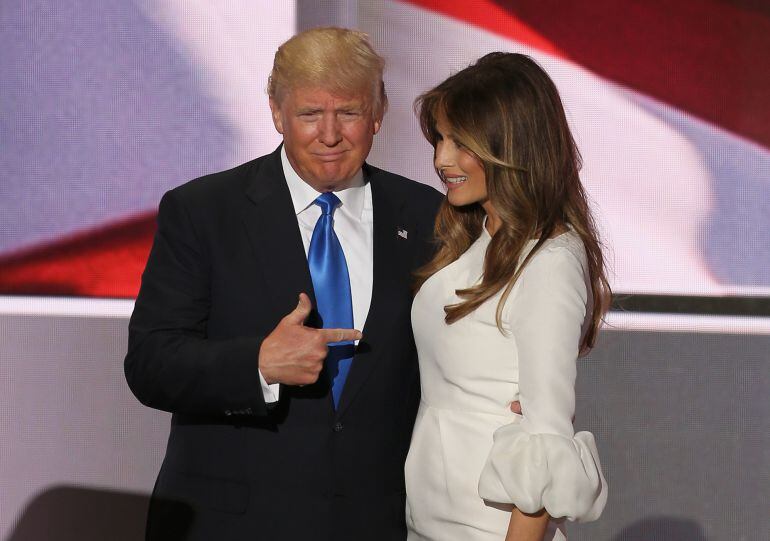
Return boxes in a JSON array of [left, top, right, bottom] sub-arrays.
[[1, 0, 768, 302]]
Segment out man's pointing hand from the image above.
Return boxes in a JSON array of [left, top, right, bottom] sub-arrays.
[[259, 293, 361, 386]]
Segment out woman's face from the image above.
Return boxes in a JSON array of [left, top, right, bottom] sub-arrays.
[[433, 113, 488, 208]]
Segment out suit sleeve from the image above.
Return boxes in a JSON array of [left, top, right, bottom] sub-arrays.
[[124, 189, 268, 416]]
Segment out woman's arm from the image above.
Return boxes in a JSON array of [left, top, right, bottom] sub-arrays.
[[505, 508, 550, 541], [478, 243, 607, 525]]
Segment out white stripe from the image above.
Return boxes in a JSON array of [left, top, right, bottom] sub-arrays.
[[139, 0, 292, 165], [0, 296, 134, 318], [605, 310, 770, 335]]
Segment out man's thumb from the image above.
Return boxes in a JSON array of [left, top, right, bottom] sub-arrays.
[[285, 292, 312, 325]]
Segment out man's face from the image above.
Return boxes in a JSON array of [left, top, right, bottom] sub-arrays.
[[270, 86, 382, 191]]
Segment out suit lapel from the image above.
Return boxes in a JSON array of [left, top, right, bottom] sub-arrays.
[[335, 168, 410, 418], [240, 147, 334, 415], [240, 148, 318, 322]]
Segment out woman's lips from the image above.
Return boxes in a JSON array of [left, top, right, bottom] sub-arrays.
[[443, 175, 467, 189]]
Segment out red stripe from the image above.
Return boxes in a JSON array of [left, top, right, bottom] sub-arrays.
[[401, 0, 770, 148], [399, 0, 567, 58], [0, 214, 156, 298]]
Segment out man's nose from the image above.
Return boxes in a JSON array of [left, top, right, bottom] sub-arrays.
[[319, 114, 343, 146]]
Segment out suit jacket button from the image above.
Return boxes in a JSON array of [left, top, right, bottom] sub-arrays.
[[333, 422, 344, 432]]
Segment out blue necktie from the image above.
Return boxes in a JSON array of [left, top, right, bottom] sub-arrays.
[[308, 192, 354, 408]]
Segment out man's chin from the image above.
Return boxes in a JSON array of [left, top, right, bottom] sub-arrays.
[[309, 165, 359, 189]]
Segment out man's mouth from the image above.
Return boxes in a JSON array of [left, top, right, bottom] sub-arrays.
[[314, 152, 348, 163]]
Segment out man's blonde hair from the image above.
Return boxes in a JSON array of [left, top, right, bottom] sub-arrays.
[[268, 27, 387, 119]]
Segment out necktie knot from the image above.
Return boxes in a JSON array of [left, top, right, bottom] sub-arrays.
[[314, 192, 341, 216]]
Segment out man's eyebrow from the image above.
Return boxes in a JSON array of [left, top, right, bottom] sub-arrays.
[[296, 106, 322, 114], [295, 103, 367, 114]]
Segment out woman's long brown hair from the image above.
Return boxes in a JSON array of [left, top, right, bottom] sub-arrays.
[[414, 52, 611, 350]]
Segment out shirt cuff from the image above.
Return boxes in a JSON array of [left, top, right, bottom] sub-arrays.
[[258, 369, 280, 403]]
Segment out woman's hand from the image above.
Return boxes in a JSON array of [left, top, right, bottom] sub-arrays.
[[505, 508, 549, 541], [511, 400, 576, 423]]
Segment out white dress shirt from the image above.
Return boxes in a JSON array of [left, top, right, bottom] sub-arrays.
[[258, 147, 374, 402]]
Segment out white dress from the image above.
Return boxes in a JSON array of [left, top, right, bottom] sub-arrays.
[[405, 226, 607, 541]]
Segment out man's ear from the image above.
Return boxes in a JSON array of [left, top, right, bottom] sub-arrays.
[[373, 117, 382, 135], [269, 98, 284, 134]]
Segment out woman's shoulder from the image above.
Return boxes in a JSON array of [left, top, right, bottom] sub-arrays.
[[501, 230, 590, 326], [525, 229, 587, 271]]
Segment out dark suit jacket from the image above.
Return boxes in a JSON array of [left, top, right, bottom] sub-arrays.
[[125, 146, 442, 540]]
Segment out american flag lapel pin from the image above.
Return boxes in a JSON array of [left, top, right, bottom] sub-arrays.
[[397, 228, 408, 239]]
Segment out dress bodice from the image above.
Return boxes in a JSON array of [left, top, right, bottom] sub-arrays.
[[406, 226, 606, 541]]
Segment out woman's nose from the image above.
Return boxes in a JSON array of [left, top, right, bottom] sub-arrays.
[[434, 140, 453, 169]]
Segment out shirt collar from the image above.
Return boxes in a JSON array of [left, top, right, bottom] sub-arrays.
[[281, 146, 366, 220]]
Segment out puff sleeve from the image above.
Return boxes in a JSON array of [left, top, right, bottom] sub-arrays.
[[477, 243, 607, 522]]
